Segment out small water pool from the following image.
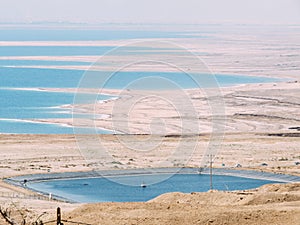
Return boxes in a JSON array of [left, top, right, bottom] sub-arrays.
[[27, 173, 282, 203]]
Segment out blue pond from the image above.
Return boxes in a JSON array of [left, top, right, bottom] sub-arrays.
[[27, 174, 280, 203]]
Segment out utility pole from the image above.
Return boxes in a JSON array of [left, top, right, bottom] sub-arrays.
[[210, 154, 213, 190]]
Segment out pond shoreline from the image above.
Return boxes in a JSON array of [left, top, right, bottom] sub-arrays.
[[4, 167, 300, 203], [6, 167, 300, 185]]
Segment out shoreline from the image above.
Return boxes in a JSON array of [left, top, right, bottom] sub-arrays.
[[6, 167, 300, 186], [1, 78, 298, 136], [1, 79, 297, 135], [44, 80, 300, 135], [0, 64, 291, 81]]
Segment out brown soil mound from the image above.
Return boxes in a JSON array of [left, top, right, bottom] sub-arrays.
[[257, 182, 300, 193], [56, 183, 300, 225]]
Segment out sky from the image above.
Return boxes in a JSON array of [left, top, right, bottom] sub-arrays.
[[0, 0, 299, 24]]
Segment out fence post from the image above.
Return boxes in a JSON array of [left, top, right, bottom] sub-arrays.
[[57, 207, 63, 225]]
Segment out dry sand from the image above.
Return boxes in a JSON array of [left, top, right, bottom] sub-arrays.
[[0, 133, 299, 224]]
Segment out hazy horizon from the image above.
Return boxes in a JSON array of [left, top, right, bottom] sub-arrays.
[[0, 0, 299, 25]]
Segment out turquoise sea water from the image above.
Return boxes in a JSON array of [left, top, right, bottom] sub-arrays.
[[0, 119, 110, 134], [0, 67, 83, 88], [0, 29, 187, 41], [0, 46, 115, 56], [0, 88, 113, 134], [0, 89, 74, 119], [27, 174, 280, 203], [0, 46, 177, 57], [0, 88, 113, 119], [0, 67, 279, 89], [0, 66, 279, 134], [0, 60, 91, 66], [0, 29, 281, 134]]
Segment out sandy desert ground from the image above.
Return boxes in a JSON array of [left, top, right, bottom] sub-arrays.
[[0, 131, 299, 224]]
